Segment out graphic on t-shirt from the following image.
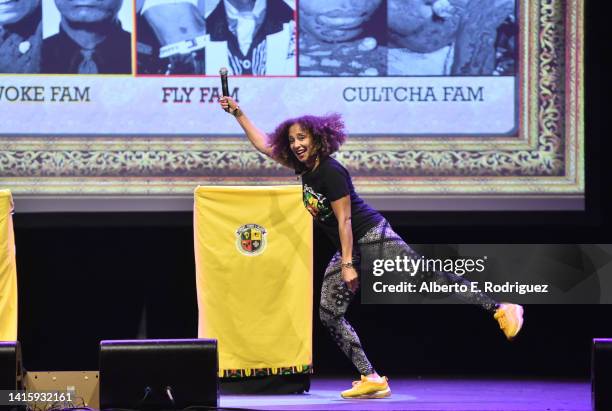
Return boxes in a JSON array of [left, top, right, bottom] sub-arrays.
[[303, 184, 333, 221]]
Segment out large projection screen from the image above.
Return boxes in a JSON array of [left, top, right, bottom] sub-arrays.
[[0, 0, 583, 211]]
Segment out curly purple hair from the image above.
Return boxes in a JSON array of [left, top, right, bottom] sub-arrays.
[[268, 113, 347, 173]]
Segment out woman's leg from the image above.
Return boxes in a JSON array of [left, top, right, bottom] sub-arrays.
[[319, 252, 376, 376], [358, 219, 499, 312]]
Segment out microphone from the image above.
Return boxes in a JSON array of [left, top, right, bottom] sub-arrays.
[[219, 67, 230, 112], [220, 67, 229, 97]]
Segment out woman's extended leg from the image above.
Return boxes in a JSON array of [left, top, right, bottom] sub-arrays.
[[357, 219, 523, 338], [358, 219, 499, 310]]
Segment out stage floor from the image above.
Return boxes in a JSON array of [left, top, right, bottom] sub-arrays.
[[221, 377, 590, 411]]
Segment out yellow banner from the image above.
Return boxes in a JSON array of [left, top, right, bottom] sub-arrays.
[[0, 190, 18, 341], [194, 185, 312, 375]]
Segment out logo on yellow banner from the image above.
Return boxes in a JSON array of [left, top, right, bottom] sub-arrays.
[[236, 224, 267, 256]]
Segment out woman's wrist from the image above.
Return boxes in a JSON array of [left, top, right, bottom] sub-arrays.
[[229, 105, 243, 118], [341, 259, 353, 269]]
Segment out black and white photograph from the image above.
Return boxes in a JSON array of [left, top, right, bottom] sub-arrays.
[[41, 0, 132, 74], [298, 0, 386, 77], [0, 0, 42, 73], [136, 0, 296, 76], [387, 0, 517, 76]]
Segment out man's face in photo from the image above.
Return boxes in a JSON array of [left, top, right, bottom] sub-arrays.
[[387, 0, 468, 52], [54, 0, 122, 24], [300, 0, 382, 42], [388, 0, 467, 34], [0, 0, 39, 26], [226, 0, 256, 11]]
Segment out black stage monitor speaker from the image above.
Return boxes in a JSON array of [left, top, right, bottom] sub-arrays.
[[99, 339, 218, 410], [592, 338, 612, 411], [0, 341, 23, 390]]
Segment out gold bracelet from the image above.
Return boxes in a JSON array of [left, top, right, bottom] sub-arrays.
[[341, 261, 353, 269]]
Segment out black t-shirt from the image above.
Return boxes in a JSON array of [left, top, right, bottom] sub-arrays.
[[301, 156, 383, 250]]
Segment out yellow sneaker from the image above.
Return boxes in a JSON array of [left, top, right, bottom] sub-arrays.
[[494, 303, 524, 340], [340, 376, 391, 399]]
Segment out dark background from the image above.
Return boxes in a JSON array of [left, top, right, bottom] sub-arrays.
[[12, 3, 606, 378]]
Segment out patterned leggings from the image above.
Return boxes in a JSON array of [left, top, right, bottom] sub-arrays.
[[319, 219, 499, 376]]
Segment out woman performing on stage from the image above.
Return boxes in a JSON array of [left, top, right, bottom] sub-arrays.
[[219, 96, 524, 399]]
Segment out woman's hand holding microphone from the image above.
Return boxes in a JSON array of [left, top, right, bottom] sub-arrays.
[[219, 96, 242, 117]]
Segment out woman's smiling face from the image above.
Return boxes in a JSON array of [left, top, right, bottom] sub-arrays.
[[288, 123, 318, 165]]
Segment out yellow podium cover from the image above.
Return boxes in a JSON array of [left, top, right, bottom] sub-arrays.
[[194, 185, 313, 378], [0, 190, 18, 341]]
